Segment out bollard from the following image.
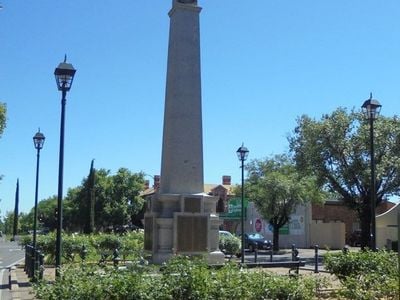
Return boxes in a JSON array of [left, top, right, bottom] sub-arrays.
[[292, 244, 299, 261], [24, 246, 28, 273], [113, 248, 120, 266], [80, 245, 88, 261], [39, 252, 44, 280], [314, 245, 319, 273], [26, 245, 35, 278], [25, 245, 32, 276], [31, 247, 36, 278], [254, 244, 258, 263], [24, 246, 29, 273], [291, 244, 295, 261], [33, 249, 41, 281], [269, 245, 273, 262]]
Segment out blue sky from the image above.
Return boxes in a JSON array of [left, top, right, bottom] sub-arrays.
[[0, 1, 399, 217]]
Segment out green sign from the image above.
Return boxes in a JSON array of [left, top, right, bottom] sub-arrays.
[[279, 224, 289, 235], [219, 198, 248, 220]]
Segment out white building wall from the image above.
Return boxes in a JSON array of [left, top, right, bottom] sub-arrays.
[[244, 202, 312, 248]]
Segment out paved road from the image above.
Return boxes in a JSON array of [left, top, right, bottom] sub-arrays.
[[0, 237, 25, 300]]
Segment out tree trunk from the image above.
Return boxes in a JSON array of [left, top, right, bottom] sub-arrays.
[[358, 201, 371, 249], [272, 224, 280, 251]]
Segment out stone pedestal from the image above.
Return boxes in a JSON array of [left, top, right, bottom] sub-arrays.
[[145, 193, 224, 264]]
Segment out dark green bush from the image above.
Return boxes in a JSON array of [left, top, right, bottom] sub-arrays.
[[325, 249, 399, 299], [32, 232, 144, 264], [219, 235, 241, 259], [18, 234, 32, 248], [35, 255, 327, 300]]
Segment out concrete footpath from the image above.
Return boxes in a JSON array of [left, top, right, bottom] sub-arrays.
[[8, 264, 56, 300], [9, 264, 36, 300]]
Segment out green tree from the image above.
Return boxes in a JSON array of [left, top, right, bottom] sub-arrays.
[[0, 217, 4, 233], [0, 102, 6, 183], [63, 187, 82, 232], [36, 196, 57, 231], [18, 212, 33, 234], [67, 168, 145, 232], [246, 154, 324, 251], [2, 211, 31, 236], [3, 211, 15, 235], [111, 168, 145, 225], [99, 168, 145, 229], [289, 108, 400, 248], [0, 102, 6, 136]]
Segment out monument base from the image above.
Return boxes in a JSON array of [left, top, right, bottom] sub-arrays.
[[144, 193, 225, 264]]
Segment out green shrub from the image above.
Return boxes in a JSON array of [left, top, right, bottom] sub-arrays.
[[32, 232, 144, 264], [35, 255, 327, 300], [18, 234, 32, 248], [36, 232, 56, 264], [62, 234, 89, 262], [219, 235, 241, 259], [35, 263, 159, 300], [325, 249, 399, 299], [119, 231, 144, 261], [160, 255, 212, 299]]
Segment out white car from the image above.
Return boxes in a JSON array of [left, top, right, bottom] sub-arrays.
[[219, 230, 235, 239]]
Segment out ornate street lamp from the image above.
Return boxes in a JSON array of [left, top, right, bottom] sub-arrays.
[[237, 144, 249, 264], [32, 129, 45, 280], [54, 56, 76, 277], [361, 93, 381, 250]]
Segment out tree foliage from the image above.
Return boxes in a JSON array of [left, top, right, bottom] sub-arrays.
[[15, 167, 146, 234], [246, 154, 324, 250], [289, 107, 400, 247], [0, 102, 6, 137], [65, 167, 145, 232], [325, 250, 398, 299], [36, 196, 58, 230], [0, 102, 7, 212], [2, 211, 15, 235]]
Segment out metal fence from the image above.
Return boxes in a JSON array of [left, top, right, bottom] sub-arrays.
[[24, 244, 44, 281]]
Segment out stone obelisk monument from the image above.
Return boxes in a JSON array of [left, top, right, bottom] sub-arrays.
[[144, 0, 224, 264]]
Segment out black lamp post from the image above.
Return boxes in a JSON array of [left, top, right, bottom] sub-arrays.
[[54, 56, 76, 277], [361, 94, 381, 251], [237, 144, 249, 264], [32, 129, 45, 279]]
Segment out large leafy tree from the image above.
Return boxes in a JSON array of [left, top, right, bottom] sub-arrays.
[[289, 108, 400, 248], [36, 196, 57, 231], [246, 154, 324, 251], [66, 168, 145, 232]]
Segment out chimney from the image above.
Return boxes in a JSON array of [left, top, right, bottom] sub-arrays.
[[222, 175, 231, 185], [153, 175, 161, 190], [144, 180, 150, 190]]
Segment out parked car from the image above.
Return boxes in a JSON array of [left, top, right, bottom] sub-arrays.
[[244, 233, 272, 252], [219, 230, 234, 239]]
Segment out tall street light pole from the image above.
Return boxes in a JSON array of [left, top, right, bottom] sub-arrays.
[[237, 144, 249, 264], [54, 56, 76, 277], [32, 129, 45, 280], [361, 94, 381, 251]]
